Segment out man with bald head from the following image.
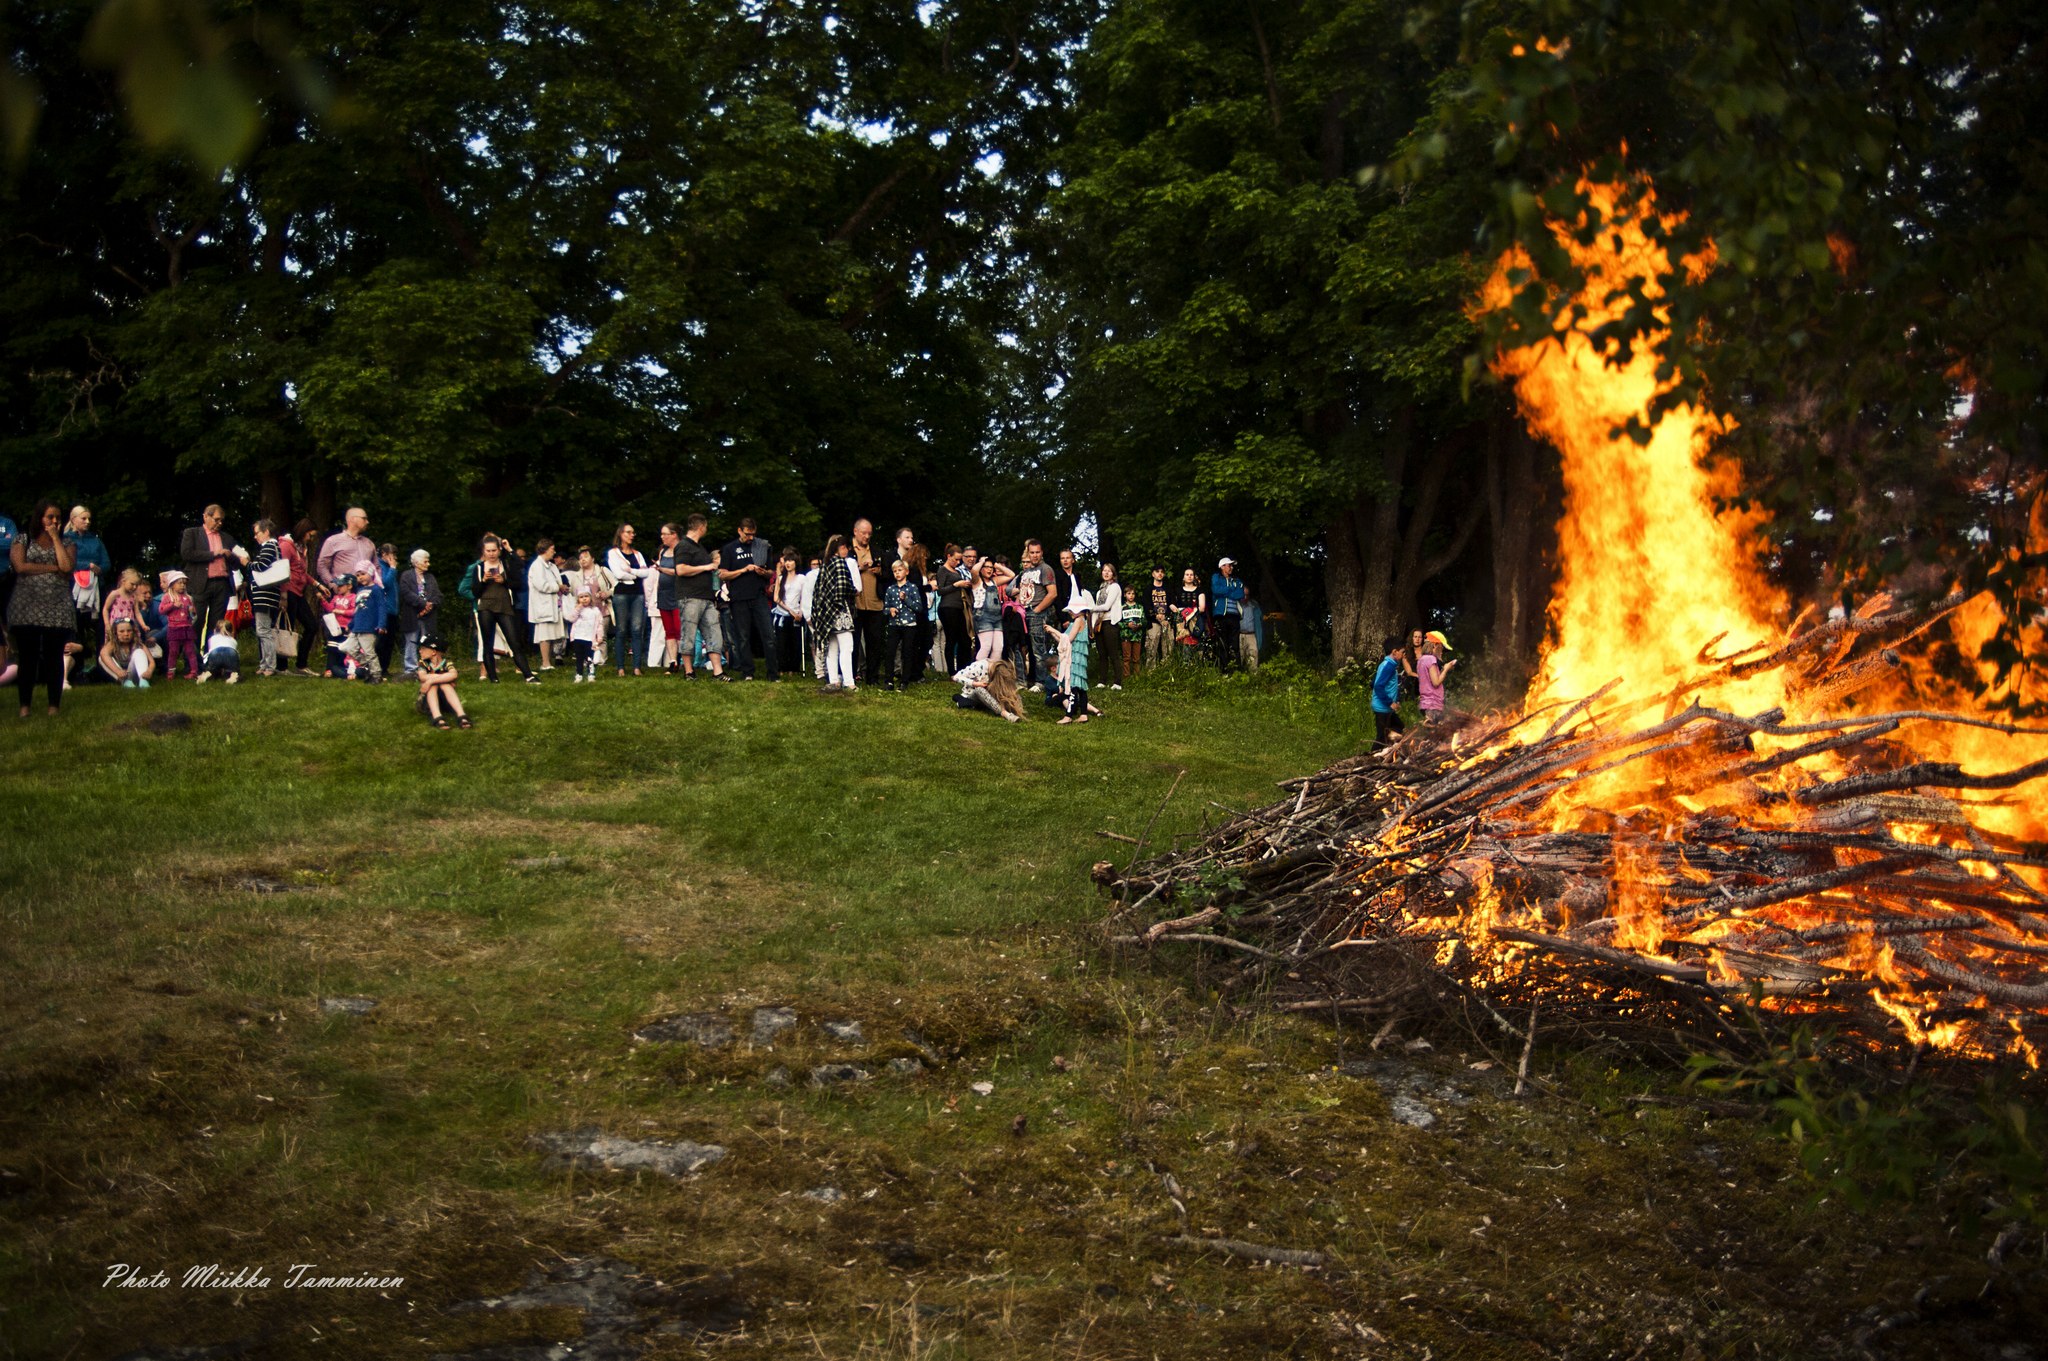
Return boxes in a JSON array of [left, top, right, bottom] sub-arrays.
[[316, 506, 378, 589], [178, 503, 242, 640], [851, 517, 886, 684]]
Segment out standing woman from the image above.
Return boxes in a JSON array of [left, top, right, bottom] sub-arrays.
[[1398, 627, 1424, 700], [1172, 567, 1209, 661], [773, 546, 806, 677], [1093, 563, 1125, 691], [527, 539, 567, 671], [9, 501, 76, 717], [459, 534, 538, 683], [813, 533, 858, 691], [970, 557, 1014, 663], [63, 505, 110, 671], [605, 524, 652, 676], [246, 519, 284, 676], [285, 521, 322, 675]]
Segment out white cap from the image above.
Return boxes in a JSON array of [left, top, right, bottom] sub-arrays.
[[1070, 590, 1097, 614], [1218, 556, 1235, 568]]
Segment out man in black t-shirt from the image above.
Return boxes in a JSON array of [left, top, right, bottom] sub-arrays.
[[718, 517, 778, 681], [672, 514, 725, 679]]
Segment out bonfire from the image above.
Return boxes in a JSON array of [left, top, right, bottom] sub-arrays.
[[1100, 180, 2048, 1065]]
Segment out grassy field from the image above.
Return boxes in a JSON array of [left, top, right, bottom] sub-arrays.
[[1, 666, 2037, 1359]]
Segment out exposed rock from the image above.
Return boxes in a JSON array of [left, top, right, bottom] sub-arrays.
[[438, 1255, 747, 1359], [808, 1064, 869, 1089], [877, 1239, 925, 1268], [318, 995, 378, 1016], [1387, 1095, 1437, 1130], [531, 1130, 726, 1178], [801, 1186, 845, 1204], [886, 1057, 925, 1076], [763, 1066, 793, 1089], [750, 1006, 798, 1046], [819, 1019, 864, 1043], [634, 1013, 733, 1049]]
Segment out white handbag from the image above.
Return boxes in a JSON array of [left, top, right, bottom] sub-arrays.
[[253, 556, 290, 587]]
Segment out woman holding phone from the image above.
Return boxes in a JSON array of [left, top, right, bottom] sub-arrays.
[[458, 534, 538, 683]]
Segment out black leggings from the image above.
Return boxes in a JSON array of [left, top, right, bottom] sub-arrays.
[[288, 592, 321, 669], [13, 624, 69, 711], [1373, 707, 1406, 751], [477, 610, 532, 679]]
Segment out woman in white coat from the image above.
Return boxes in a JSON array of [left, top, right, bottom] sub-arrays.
[[527, 538, 568, 670]]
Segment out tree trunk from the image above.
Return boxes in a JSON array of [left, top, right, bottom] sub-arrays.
[[1485, 417, 1553, 678], [307, 470, 338, 536], [260, 468, 292, 530]]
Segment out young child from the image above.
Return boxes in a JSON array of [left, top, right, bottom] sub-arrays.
[[568, 590, 604, 682], [324, 574, 358, 677], [1417, 630, 1459, 724], [1054, 592, 1103, 725], [196, 624, 241, 684], [158, 570, 199, 680], [412, 634, 471, 728], [345, 569, 387, 682], [882, 558, 920, 691]]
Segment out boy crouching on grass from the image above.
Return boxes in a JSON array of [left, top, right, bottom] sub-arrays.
[[413, 635, 471, 729]]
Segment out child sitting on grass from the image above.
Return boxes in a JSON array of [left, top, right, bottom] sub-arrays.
[[196, 624, 240, 684], [412, 635, 470, 728]]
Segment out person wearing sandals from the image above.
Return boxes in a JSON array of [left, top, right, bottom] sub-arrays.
[[412, 635, 472, 728]]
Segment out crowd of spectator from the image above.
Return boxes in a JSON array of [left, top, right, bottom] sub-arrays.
[[2, 502, 1314, 726]]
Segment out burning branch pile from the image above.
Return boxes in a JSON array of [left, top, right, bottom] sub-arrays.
[[1099, 597, 2048, 1061]]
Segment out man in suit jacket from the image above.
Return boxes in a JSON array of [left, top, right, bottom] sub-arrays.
[[396, 548, 442, 676], [179, 504, 241, 639]]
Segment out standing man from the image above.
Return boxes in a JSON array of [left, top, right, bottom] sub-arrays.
[[1053, 548, 1081, 617], [179, 504, 242, 640], [315, 506, 377, 590], [1210, 557, 1247, 672], [1013, 539, 1055, 690], [719, 517, 778, 681], [673, 514, 726, 679], [851, 518, 885, 685]]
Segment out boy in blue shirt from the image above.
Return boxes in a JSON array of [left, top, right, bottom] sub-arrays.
[[344, 569, 389, 682], [1372, 635, 1406, 751]]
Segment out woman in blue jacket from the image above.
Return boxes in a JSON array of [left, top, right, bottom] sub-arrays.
[[63, 505, 112, 670]]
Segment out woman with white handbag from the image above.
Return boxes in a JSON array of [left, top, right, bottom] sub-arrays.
[[246, 520, 290, 676]]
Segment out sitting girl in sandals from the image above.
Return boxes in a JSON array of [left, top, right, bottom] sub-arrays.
[[412, 635, 472, 729]]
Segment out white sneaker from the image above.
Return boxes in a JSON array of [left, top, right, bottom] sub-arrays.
[[1111, 683, 1123, 691], [225, 673, 239, 685], [195, 672, 211, 684], [573, 673, 585, 683]]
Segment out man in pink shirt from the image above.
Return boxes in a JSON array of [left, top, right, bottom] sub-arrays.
[[177, 504, 241, 639], [315, 506, 378, 587]]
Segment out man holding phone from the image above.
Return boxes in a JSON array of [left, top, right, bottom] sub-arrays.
[[718, 517, 777, 681]]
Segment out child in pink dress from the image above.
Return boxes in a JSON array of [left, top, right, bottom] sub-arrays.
[[158, 571, 199, 679]]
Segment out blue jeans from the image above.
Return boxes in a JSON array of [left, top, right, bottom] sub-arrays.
[[402, 629, 421, 675], [613, 592, 649, 670]]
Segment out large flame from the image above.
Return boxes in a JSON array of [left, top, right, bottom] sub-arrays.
[[1481, 179, 1784, 716], [1466, 171, 2048, 1058]]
